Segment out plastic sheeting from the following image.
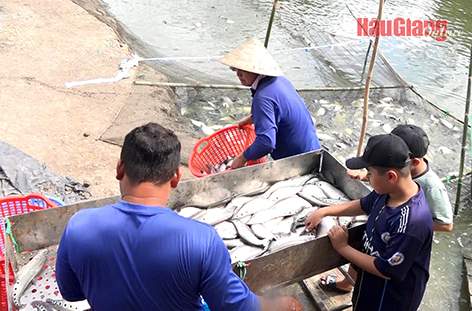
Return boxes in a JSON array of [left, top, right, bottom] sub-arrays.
[[0, 141, 91, 204]]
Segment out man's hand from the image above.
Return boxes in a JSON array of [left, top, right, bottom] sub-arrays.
[[328, 225, 349, 252], [305, 209, 324, 232], [346, 169, 368, 181], [260, 296, 303, 311], [278, 296, 303, 311], [231, 153, 248, 169], [237, 115, 254, 129]]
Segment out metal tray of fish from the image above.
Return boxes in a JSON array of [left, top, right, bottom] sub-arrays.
[[5, 150, 371, 298]]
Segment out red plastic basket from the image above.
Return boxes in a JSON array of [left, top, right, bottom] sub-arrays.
[[0, 256, 14, 311], [0, 194, 58, 256], [0, 194, 56, 310], [189, 125, 266, 178]]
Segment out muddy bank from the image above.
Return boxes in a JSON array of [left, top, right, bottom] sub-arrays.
[[0, 0, 198, 199]]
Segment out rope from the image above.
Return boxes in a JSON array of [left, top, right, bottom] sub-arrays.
[[236, 261, 251, 281], [4, 218, 20, 254]]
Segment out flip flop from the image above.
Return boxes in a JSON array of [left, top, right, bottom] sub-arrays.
[[319, 275, 352, 294]]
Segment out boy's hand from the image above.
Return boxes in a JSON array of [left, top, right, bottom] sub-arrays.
[[305, 210, 324, 232], [347, 169, 367, 181], [328, 225, 349, 251]]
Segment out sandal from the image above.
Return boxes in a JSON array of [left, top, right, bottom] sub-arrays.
[[319, 275, 352, 294]]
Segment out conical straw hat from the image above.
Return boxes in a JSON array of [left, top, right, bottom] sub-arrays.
[[220, 38, 283, 76]]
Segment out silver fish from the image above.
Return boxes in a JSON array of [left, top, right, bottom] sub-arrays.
[[304, 176, 321, 185], [224, 238, 245, 249], [233, 197, 274, 219], [313, 181, 350, 200], [194, 207, 234, 226], [214, 221, 238, 240], [11, 249, 49, 309], [45, 298, 79, 311], [267, 186, 303, 201], [266, 235, 316, 254], [271, 216, 297, 236], [298, 184, 328, 200], [237, 184, 271, 197], [298, 192, 349, 207], [225, 197, 253, 213], [177, 207, 205, 219], [230, 244, 268, 264], [316, 216, 339, 238], [261, 175, 314, 199], [238, 214, 252, 224], [251, 224, 275, 240], [247, 196, 309, 225], [337, 216, 354, 228], [31, 301, 55, 311], [230, 220, 270, 248], [259, 217, 284, 233], [290, 207, 319, 233]]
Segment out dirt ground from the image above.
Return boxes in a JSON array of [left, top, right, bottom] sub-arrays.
[[0, 0, 198, 199]]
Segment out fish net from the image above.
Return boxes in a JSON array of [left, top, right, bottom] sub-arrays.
[[99, 29, 470, 180]]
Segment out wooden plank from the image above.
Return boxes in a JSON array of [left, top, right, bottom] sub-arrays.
[[301, 267, 353, 311], [300, 279, 329, 311], [232, 223, 365, 294]]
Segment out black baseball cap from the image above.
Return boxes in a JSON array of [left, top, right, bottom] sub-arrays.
[[346, 134, 412, 169], [391, 124, 429, 158]]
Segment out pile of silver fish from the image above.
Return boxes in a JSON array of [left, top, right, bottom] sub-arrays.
[[200, 156, 234, 175], [178, 174, 364, 264]]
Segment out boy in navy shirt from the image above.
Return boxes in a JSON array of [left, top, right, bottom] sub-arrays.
[[306, 134, 433, 310]]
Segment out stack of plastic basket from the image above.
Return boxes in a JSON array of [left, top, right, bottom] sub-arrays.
[[189, 125, 266, 178], [0, 194, 59, 310]]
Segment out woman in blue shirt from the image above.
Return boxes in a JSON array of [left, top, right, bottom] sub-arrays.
[[220, 38, 321, 169]]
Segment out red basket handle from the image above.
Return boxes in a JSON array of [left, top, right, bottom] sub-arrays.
[[193, 136, 212, 156]]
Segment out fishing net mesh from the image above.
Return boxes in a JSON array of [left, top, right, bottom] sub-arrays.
[[99, 30, 470, 179]]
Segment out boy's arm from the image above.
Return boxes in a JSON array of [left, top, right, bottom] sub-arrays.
[[433, 221, 453, 232], [305, 199, 365, 232], [347, 169, 368, 181], [329, 226, 390, 279]]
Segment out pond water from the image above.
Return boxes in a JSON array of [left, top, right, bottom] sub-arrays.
[[103, 0, 472, 119]]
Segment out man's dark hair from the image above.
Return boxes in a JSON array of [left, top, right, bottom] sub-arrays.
[[120, 123, 181, 186]]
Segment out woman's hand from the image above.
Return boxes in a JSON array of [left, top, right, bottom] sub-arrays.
[[237, 115, 254, 129], [231, 153, 248, 169]]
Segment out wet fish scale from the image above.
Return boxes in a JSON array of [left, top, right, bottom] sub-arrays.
[[267, 186, 303, 201], [233, 197, 274, 219], [313, 181, 350, 200], [247, 196, 310, 225], [316, 216, 338, 237], [230, 219, 269, 248], [214, 221, 238, 240]]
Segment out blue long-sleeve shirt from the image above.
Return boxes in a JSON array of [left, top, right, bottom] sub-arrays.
[[56, 201, 260, 311], [243, 76, 321, 161]]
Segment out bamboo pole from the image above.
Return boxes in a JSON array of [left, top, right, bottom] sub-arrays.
[[454, 43, 472, 215], [264, 0, 278, 48], [357, 0, 385, 156]]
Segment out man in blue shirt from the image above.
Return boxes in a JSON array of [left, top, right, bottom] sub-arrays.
[[55, 122, 302, 311], [220, 38, 321, 169]]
